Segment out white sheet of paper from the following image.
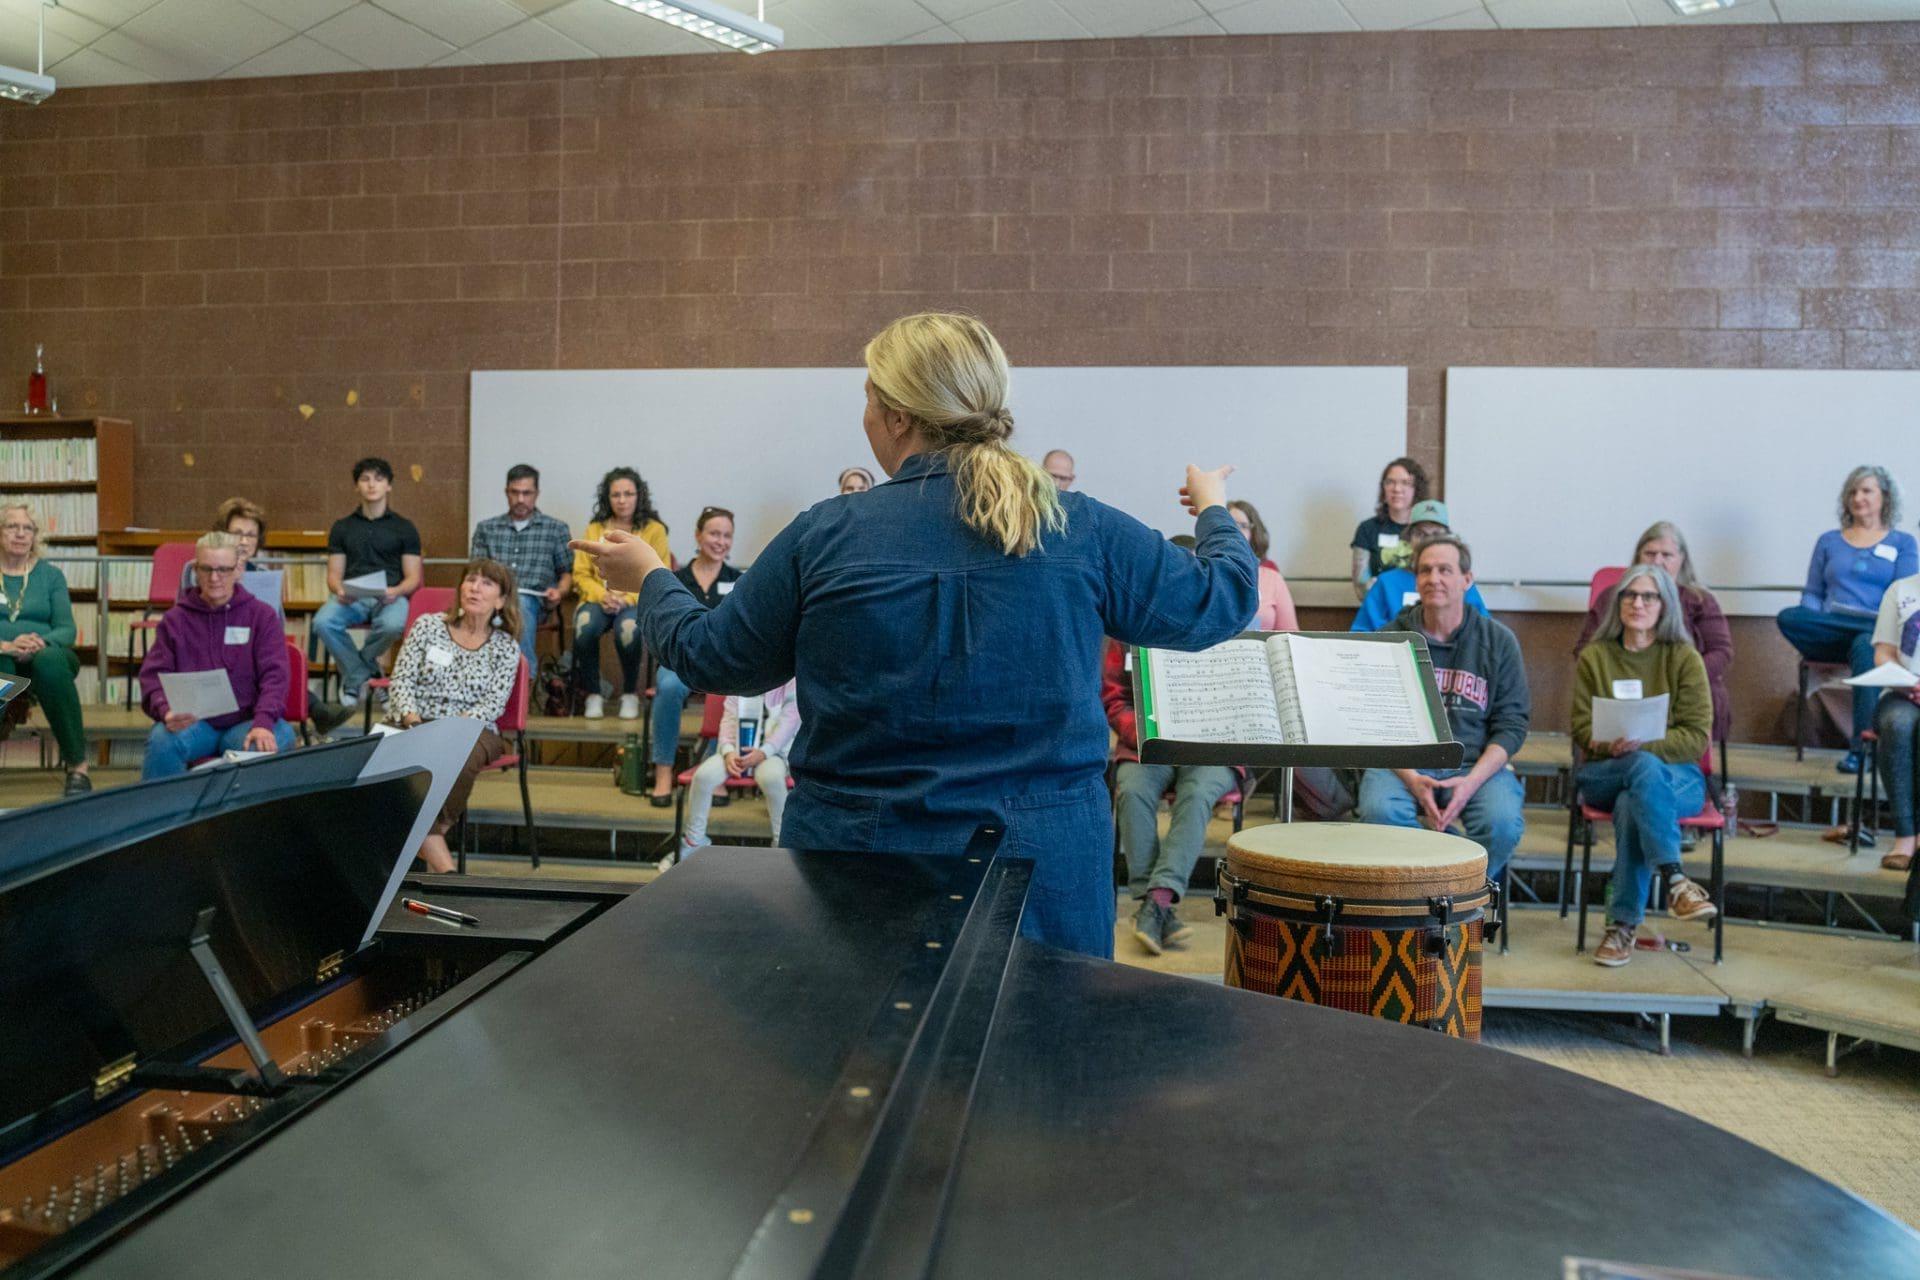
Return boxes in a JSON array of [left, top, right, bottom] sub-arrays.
[[1591, 693, 1670, 743], [1283, 635, 1438, 746], [1844, 662, 1920, 688], [1147, 640, 1284, 745], [159, 669, 239, 719], [342, 570, 388, 599]]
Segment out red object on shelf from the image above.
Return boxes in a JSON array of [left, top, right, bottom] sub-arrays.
[[25, 344, 48, 415]]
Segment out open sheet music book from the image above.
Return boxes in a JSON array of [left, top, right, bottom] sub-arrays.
[[1139, 633, 1443, 750]]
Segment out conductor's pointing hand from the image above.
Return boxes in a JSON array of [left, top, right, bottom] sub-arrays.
[[1180, 464, 1235, 517], [569, 527, 666, 595]]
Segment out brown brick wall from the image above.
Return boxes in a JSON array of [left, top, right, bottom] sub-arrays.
[[3, 21, 1918, 576]]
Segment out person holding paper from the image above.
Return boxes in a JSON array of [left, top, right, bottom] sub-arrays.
[[1357, 534, 1529, 878], [1350, 499, 1490, 633], [572, 467, 671, 720], [139, 532, 296, 780], [1227, 500, 1299, 632], [1572, 563, 1719, 968], [1349, 456, 1429, 600], [1574, 521, 1732, 750], [1103, 636, 1241, 954], [314, 458, 423, 707], [573, 312, 1257, 959], [0, 503, 91, 796], [470, 464, 573, 671], [645, 506, 743, 806], [1868, 572, 1920, 872], [1776, 465, 1918, 774], [668, 679, 801, 864], [383, 559, 524, 873]]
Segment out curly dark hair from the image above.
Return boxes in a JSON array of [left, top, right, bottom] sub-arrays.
[[1374, 456, 1431, 522], [590, 466, 663, 532]]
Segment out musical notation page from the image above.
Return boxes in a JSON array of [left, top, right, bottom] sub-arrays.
[[1145, 640, 1285, 745], [1283, 635, 1439, 747]]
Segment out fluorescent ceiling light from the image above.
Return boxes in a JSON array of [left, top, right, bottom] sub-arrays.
[[602, 0, 785, 54], [0, 0, 56, 105], [1665, 0, 1751, 15]]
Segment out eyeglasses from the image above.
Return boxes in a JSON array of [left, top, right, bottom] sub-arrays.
[[1618, 590, 1661, 605], [196, 564, 240, 577], [2, 522, 36, 534]]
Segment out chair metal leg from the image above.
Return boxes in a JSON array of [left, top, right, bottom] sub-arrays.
[[1712, 826, 1725, 964], [1498, 865, 1511, 956], [1795, 660, 1809, 761], [518, 744, 538, 870], [1559, 806, 1577, 918], [1231, 796, 1244, 834], [672, 779, 687, 856], [455, 815, 467, 875], [1577, 827, 1594, 953]]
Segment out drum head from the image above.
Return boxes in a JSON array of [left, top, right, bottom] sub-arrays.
[[1225, 822, 1488, 902]]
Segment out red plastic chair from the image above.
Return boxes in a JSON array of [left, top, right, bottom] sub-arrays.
[[360, 588, 457, 732], [456, 655, 537, 873], [283, 636, 310, 744], [124, 542, 197, 709], [1564, 747, 1725, 964], [670, 694, 791, 851]]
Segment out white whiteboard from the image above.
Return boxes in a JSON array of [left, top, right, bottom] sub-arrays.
[[469, 367, 1405, 597], [1446, 368, 1920, 615]]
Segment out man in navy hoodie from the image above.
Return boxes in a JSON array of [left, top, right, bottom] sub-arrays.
[[139, 531, 296, 779]]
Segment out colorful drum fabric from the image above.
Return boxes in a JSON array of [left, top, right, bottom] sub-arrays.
[[1218, 822, 1490, 1041]]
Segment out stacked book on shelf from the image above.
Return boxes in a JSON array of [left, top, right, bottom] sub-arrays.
[[0, 492, 96, 538], [47, 546, 96, 592], [0, 436, 95, 482]]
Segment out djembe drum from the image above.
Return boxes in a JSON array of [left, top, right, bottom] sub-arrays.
[[1216, 822, 1491, 1040]]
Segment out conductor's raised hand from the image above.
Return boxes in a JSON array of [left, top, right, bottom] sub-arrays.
[[1180, 464, 1234, 517], [569, 527, 665, 595]]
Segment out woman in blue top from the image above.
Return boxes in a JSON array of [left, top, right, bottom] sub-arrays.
[[1777, 464, 1919, 774], [575, 313, 1258, 958]]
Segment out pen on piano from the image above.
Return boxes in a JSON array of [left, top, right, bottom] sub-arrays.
[[402, 897, 479, 927]]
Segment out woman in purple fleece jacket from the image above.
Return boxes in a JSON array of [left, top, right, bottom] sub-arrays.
[[139, 531, 296, 780]]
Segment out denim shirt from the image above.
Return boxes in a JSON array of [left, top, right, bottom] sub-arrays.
[[636, 451, 1258, 956]]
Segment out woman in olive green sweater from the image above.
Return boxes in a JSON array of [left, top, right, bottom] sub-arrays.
[[0, 504, 90, 794], [1572, 563, 1716, 968]]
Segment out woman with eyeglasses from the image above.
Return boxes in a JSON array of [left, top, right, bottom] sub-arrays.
[[1350, 456, 1429, 601], [576, 313, 1255, 958], [177, 498, 272, 608], [1777, 465, 1918, 775], [1227, 499, 1297, 631], [0, 503, 91, 795], [646, 506, 741, 806], [1572, 563, 1719, 969], [1574, 521, 1733, 751]]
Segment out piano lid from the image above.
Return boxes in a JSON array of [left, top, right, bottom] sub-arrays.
[[0, 747, 432, 1155]]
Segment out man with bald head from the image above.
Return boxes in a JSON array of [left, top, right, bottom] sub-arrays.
[[1042, 449, 1075, 492]]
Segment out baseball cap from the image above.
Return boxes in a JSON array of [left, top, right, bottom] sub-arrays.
[[1405, 499, 1451, 529]]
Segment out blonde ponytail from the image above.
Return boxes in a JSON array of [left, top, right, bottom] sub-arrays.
[[863, 312, 1066, 557]]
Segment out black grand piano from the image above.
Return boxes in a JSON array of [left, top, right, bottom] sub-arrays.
[[1, 741, 1916, 1280]]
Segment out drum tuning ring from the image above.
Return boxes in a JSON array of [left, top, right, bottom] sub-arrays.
[[1314, 896, 1341, 958]]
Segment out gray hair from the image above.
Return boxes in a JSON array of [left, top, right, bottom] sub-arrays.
[[1414, 531, 1472, 576], [1839, 465, 1901, 530], [1633, 520, 1699, 591], [195, 530, 241, 557], [0, 503, 41, 555], [1593, 563, 1692, 648]]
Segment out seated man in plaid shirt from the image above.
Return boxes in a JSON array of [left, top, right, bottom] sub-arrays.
[[470, 464, 573, 669]]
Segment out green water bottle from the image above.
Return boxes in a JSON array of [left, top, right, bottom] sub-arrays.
[[616, 732, 646, 796]]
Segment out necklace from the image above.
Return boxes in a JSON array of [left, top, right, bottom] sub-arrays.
[[1, 562, 29, 624]]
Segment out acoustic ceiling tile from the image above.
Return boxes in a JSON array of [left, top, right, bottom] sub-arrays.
[[238, 0, 359, 32], [1341, 0, 1493, 27], [915, 0, 1010, 19], [462, 17, 596, 61], [222, 32, 367, 76], [894, 22, 967, 42], [91, 0, 298, 79], [0, 0, 105, 67], [1149, 12, 1230, 32], [1209, 0, 1364, 32], [44, 44, 157, 83], [764, 0, 952, 45], [377, 0, 530, 47], [538, 0, 717, 55], [306, 3, 457, 67], [1412, 4, 1498, 25], [1772, 0, 1918, 19], [1485, 0, 1637, 26], [1626, 0, 1781, 22], [948, 0, 1095, 41], [1054, 0, 1209, 37], [431, 45, 483, 62]]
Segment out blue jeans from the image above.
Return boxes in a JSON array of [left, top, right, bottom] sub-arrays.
[[1113, 761, 1235, 901], [1577, 751, 1706, 928], [1874, 693, 1920, 838], [649, 667, 693, 766], [143, 718, 297, 780], [313, 596, 408, 699], [1356, 765, 1525, 880], [1776, 605, 1877, 750], [573, 602, 642, 696]]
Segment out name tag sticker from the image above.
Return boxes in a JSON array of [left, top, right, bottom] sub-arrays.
[[1875, 543, 1899, 562], [1401, 591, 1420, 607], [1123, 650, 1134, 672], [223, 627, 250, 645], [1378, 532, 1401, 548], [717, 581, 735, 596], [426, 645, 455, 668], [1612, 678, 1644, 700]]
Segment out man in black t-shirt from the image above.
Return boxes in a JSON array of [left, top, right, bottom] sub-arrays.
[[313, 457, 423, 707]]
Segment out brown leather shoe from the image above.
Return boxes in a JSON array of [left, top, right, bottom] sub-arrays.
[[1594, 923, 1635, 967], [1666, 876, 1719, 922], [1883, 851, 1914, 872]]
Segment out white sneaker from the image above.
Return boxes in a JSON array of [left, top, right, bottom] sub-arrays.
[[656, 849, 676, 872], [339, 688, 359, 707], [584, 694, 605, 719], [618, 693, 640, 720]]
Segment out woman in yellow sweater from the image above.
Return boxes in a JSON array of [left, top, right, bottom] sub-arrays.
[[572, 468, 671, 719], [1572, 563, 1719, 968]]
